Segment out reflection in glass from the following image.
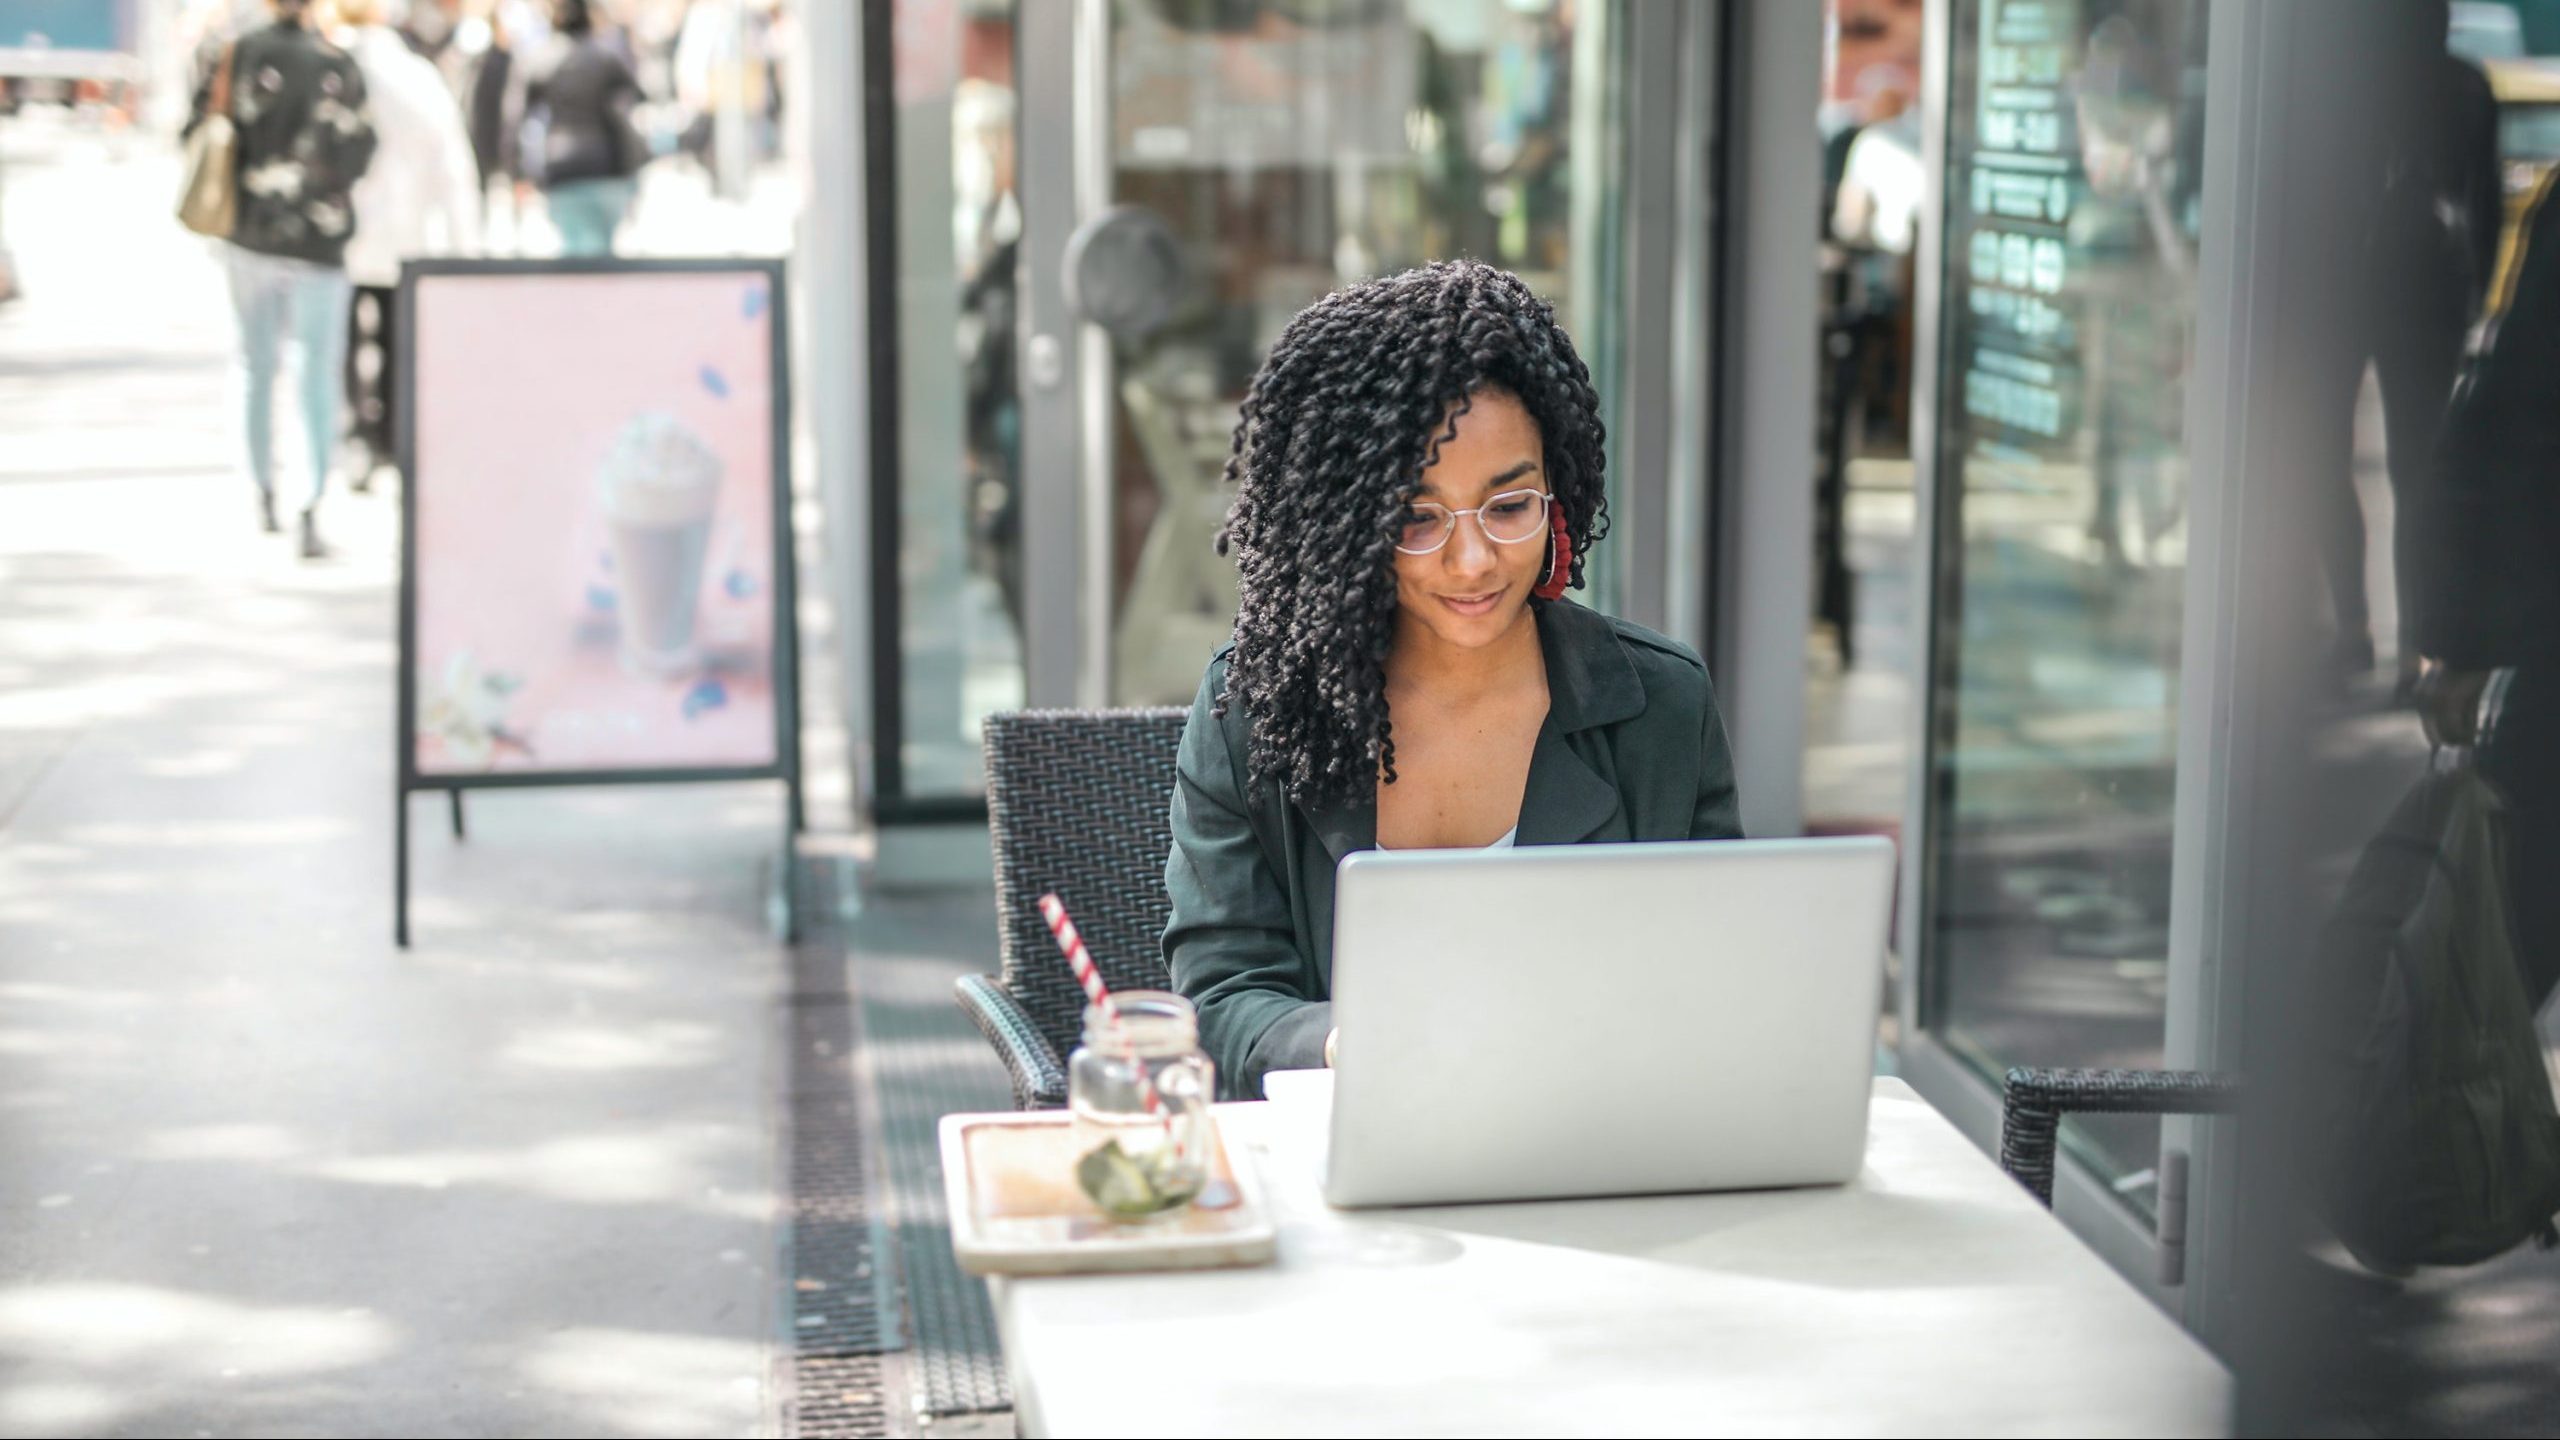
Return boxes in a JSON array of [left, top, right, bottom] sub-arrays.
[[2258, 13, 2560, 1427], [890, 0, 1029, 798], [1099, 0, 1625, 704], [1923, 0, 2210, 1211], [1806, 0, 1927, 905]]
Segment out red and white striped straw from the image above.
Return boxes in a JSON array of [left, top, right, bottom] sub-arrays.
[[1038, 893, 1163, 1119]]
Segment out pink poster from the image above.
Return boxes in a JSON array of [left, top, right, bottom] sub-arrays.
[[407, 266, 785, 777]]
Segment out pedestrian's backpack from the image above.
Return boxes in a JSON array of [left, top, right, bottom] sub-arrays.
[[2318, 736, 2560, 1270], [178, 43, 239, 239]]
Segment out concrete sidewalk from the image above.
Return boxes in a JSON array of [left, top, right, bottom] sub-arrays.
[[0, 137, 793, 1437]]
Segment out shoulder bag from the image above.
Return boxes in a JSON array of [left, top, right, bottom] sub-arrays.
[[177, 43, 241, 239]]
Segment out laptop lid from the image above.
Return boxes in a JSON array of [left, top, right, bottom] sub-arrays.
[[1323, 836, 1895, 1208]]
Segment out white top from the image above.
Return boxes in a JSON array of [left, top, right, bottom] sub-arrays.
[[341, 26, 482, 289], [988, 1075, 2231, 1438]]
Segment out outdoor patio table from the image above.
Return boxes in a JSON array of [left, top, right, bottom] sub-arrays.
[[985, 1073, 2230, 1438]]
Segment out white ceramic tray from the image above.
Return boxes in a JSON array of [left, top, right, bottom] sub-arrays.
[[938, 1110, 1277, 1277]]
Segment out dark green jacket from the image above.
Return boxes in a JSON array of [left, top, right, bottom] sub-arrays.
[[1164, 600, 1744, 1100]]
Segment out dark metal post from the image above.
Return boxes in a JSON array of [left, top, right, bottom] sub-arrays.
[[780, 779, 802, 945], [394, 787, 410, 948], [395, 266, 419, 949]]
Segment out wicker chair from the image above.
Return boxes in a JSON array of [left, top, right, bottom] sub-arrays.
[[956, 707, 1192, 1109], [1998, 1067, 2245, 1207]]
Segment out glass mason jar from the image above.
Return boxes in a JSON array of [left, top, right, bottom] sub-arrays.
[[1067, 991, 1216, 1222]]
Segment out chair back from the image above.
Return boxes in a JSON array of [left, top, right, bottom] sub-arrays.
[[984, 707, 1192, 1063]]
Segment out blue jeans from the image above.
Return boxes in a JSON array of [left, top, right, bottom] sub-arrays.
[[546, 177, 637, 257], [224, 245, 352, 511]]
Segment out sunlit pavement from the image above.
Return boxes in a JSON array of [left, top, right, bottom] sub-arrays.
[[0, 130, 792, 1437]]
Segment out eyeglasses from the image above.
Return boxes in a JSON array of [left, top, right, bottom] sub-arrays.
[[1394, 487, 1550, 556]]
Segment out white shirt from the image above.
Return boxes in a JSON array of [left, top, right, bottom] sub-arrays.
[[341, 26, 482, 289], [1833, 111, 1925, 256]]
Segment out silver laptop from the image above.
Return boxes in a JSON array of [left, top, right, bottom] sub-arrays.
[[1321, 836, 1896, 1208]]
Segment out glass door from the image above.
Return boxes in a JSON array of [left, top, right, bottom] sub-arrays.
[[867, 0, 1031, 817], [1908, 0, 2212, 1218]]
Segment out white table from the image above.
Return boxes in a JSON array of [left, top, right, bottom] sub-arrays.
[[987, 1075, 2229, 1438]]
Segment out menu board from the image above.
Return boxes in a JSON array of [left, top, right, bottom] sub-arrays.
[[1953, 0, 2087, 464], [1944, 0, 2211, 501]]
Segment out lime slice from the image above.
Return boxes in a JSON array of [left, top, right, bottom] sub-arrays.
[[1076, 1138, 1197, 1220], [1077, 1139, 1166, 1218]]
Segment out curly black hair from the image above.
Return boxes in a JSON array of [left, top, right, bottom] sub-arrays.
[[1212, 260, 1610, 811]]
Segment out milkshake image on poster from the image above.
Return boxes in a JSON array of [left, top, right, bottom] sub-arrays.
[[599, 412, 724, 677]]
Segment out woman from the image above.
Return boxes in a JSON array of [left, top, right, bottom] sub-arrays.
[[521, 0, 644, 256], [188, 0, 377, 557], [1167, 262, 1743, 1100], [338, 0, 482, 488]]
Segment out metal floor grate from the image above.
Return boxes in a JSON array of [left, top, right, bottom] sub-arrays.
[[789, 1034, 898, 1356], [784, 856, 900, 1438], [791, 1354, 891, 1440], [844, 891, 1021, 1422]]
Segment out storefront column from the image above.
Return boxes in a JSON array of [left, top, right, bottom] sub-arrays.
[[1710, 0, 1822, 840]]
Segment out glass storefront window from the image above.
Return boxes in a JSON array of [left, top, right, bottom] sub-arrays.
[[1921, 0, 2211, 1213], [885, 0, 1030, 802], [1097, 0, 1627, 704], [877, 0, 1633, 791]]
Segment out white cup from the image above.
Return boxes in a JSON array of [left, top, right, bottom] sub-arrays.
[[598, 413, 723, 678]]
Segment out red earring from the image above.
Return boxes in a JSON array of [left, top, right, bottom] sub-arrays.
[[1534, 506, 1571, 601]]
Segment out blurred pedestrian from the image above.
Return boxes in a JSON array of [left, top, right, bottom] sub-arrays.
[[521, 0, 645, 256], [2414, 169, 2560, 1012], [186, 0, 378, 558], [396, 0, 484, 130], [2314, 0, 2501, 691], [673, 0, 772, 197], [336, 0, 481, 490], [461, 9, 519, 195], [395, 0, 459, 63]]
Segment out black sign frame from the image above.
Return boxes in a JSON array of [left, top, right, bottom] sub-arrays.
[[392, 256, 802, 946]]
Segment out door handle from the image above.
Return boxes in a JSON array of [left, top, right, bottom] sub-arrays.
[[1025, 333, 1066, 391]]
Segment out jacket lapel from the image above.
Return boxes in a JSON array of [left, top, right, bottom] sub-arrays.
[[1516, 602, 1646, 846], [1515, 719, 1620, 845]]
